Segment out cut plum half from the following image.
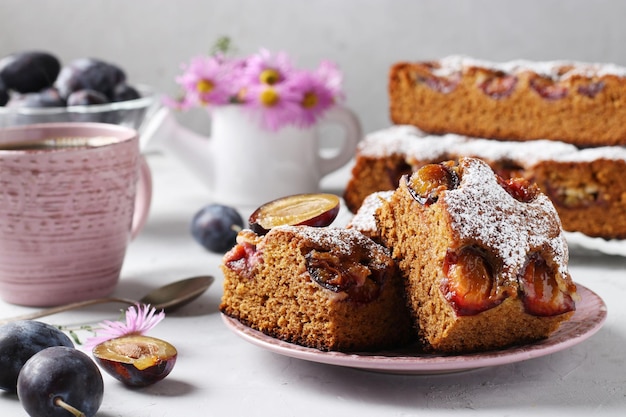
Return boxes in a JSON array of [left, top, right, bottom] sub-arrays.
[[92, 335, 177, 387], [248, 193, 340, 235], [406, 163, 459, 206], [442, 247, 506, 316], [518, 254, 576, 317]]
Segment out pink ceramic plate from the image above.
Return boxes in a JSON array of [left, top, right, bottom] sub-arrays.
[[222, 284, 606, 374]]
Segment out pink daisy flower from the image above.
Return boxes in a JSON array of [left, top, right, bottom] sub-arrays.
[[83, 304, 165, 350], [243, 81, 302, 131], [289, 70, 336, 128], [315, 60, 344, 100], [243, 48, 294, 87], [174, 55, 235, 107]]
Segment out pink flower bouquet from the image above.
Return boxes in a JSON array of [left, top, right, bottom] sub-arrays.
[[165, 47, 345, 131]]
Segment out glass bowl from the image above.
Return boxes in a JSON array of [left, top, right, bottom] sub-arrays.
[[0, 84, 158, 131]]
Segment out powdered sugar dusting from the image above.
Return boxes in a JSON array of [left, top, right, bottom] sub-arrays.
[[436, 55, 626, 80], [358, 126, 580, 166], [347, 191, 393, 234], [554, 146, 626, 162], [357, 125, 429, 157], [442, 158, 569, 282], [273, 225, 391, 261]]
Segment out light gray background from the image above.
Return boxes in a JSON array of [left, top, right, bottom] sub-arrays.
[[1, 0, 624, 135]]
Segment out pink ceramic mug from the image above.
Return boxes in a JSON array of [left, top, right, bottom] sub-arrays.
[[0, 123, 152, 307]]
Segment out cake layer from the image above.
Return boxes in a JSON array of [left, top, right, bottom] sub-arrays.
[[375, 158, 577, 353], [389, 55, 626, 147], [219, 227, 415, 352], [344, 126, 626, 239]]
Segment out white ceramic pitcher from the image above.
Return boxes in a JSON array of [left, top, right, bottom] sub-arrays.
[[141, 104, 361, 207]]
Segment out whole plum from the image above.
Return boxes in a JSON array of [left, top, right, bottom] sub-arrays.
[[0, 77, 8, 106], [191, 204, 244, 253], [0, 320, 74, 392], [17, 346, 103, 417], [12, 87, 67, 108], [67, 89, 109, 106], [111, 83, 141, 102], [0, 51, 61, 93], [55, 58, 126, 100]]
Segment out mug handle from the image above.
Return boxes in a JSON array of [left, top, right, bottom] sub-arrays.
[[130, 155, 153, 239], [318, 105, 362, 176]]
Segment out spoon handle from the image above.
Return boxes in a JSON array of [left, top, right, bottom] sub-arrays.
[[0, 297, 137, 325]]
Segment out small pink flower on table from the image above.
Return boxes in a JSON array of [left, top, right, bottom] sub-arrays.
[[84, 304, 165, 349]]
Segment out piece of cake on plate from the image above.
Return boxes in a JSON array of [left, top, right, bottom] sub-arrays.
[[220, 226, 415, 352], [375, 157, 578, 353]]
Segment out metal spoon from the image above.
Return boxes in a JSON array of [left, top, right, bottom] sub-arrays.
[[0, 275, 214, 325]]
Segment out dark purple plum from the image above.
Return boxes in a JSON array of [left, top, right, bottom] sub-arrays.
[[55, 58, 126, 99], [17, 346, 103, 417], [111, 83, 141, 102], [0, 320, 74, 392], [0, 77, 8, 106], [11, 87, 66, 108], [0, 51, 61, 93], [67, 89, 109, 106], [191, 204, 244, 252]]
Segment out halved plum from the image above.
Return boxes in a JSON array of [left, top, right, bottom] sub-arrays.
[[92, 335, 177, 387], [497, 176, 540, 203], [478, 73, 518, 99], [441, 247, 505, 315], [406, 163, 459, 206], [529, 76, 568, 100], [248, 193, 340, 235], [518, 254, 576, 317], [305, 249, 384, 303]]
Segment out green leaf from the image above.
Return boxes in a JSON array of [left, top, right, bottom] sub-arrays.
[[211, 36, 235, 56]]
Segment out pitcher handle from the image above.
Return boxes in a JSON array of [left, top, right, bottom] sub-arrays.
[[318, 105, 362, 176], [130, 155, 153, 239]]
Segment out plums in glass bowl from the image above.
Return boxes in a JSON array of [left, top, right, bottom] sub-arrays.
[[0, 83, 155, 128], [92, 335, 178, 387], [0, 51, 156, 129]]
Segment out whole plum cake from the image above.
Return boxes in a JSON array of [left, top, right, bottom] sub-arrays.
[[220, 226, 415, 352], [375, 157, 578, 353], [389, 55, 626, 147]]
